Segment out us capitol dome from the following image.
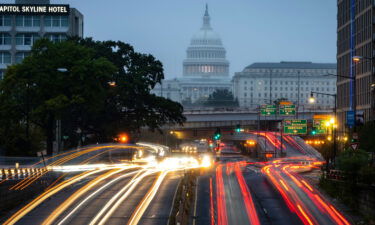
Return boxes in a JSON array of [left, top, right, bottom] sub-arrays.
[[183, 4, 230, 78]]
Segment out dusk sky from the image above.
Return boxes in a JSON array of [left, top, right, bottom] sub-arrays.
[[7, 0, 337, 79]]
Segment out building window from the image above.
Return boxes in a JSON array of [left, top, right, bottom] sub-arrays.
[[0, 15, 11, 26], [15, 52, 30, 63], [0, 33, 11, 45], [16, 16, 40, 27], [16, 34, 40, 45], [45, 34, 67, 43], [0, 52, 11, 64], [44, 16, 69, 27]]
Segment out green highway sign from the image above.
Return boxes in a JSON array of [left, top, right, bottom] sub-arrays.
[[260, 105, 277, 116], [283, 119, 307, 134], [313, 119, 327, 134], [279, 104, 296, 116]]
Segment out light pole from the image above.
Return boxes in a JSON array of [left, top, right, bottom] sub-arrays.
[[309, 91, 337, 169], [297, 70, 300, 119], [269, 69, 273, 104], [56, 68, 68, 153], [322, 73, 356, 141]]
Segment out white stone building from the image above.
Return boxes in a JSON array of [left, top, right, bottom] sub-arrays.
[[232, 61, 337, 109], [152, 5, 232, 104]]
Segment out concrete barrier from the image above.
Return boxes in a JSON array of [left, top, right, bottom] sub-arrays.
[[0, 167, 49, 181]]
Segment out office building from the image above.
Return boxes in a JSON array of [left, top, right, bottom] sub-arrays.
[[232, 61, 337, 109], [337, 1, 374, 133], [0, 0, 83, 79]]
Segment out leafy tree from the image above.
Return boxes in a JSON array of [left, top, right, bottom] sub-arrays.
[[0, 38, 186, 156], [358, 121, 375, 152], [204, 89, 238, 107], [72, 38, 186, 139], [0, 39, 117, 155], [337, 149, 369, 184]]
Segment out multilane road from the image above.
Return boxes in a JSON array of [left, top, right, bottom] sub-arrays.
[[1, 134, 352, 225]]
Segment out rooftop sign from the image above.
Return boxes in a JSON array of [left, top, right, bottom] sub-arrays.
[[0, 4, 69, 15]]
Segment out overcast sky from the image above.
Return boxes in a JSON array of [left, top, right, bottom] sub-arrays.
[[6, 0, 337, 79]]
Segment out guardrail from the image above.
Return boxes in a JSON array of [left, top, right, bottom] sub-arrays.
[[324, 170, 345, 181], [0, 167, 49, 181]]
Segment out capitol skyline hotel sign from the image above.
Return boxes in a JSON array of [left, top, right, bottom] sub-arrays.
[[0, 4, 69, 15]]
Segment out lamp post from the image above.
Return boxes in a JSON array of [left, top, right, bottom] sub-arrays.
[[309, 91, 337, 169], [297, 70, 300, 119], [322, 73, 356, 129], [56, 68, 68, 153]]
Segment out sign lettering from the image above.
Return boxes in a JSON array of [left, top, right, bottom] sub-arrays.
[[0, 4, 69, 15]]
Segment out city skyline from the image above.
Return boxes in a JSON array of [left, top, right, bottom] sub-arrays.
[[2, 0, 337, 79]]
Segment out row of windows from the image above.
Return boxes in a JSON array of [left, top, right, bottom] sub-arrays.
[[246, 68, 336, 74], [242, 80, 335, 86], [241, 98, 333, 105], [185, 65, 228, 74], [0, 15, 68, 27], [243, 86, 335, 92], [191, 39, 221, 45], [0, 52, 30, 64], [187, 51, 225, 59], [243, 92, 335, 99], [0, 33, 67, 46]]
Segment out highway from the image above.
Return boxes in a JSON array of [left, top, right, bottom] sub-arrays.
[[194, 132, 352, 225], [1, 136, 353, 225], [1, 144, 210, 225]]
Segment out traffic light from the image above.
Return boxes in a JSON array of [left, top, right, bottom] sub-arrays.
[[235, 124, 241, 133], [213, 128, 221, 140], [117, 133, 129, 143], [311, 127, 317, 135]]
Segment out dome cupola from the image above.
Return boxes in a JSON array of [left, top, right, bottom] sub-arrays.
[[183, 4, 229, 78]]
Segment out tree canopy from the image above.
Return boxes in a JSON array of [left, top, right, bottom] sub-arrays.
[[0, 38, 185, 156], [203, 89, 238, 107]]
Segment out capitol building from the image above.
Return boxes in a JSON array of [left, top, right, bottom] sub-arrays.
[[152, 5, 232, 104], [152, 5, 337, 111]]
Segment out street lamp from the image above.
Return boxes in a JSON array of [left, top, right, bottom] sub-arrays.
[[308, 93, 316, 104], [309, 91, 337, 169], [56, 68, 68, 153]]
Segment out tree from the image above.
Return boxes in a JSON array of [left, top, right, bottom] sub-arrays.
[[0, 38, 186, 156], [0, 39, 117, 155], [72, 38, 186, 139], [204, 89, 238, 107], [358, 121, 375, 152], [337, 149, 369, 184]]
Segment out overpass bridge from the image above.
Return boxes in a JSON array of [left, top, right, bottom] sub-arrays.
[[174, 108, 333, 129]]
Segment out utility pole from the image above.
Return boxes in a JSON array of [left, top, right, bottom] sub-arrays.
[[297, 70, 301, 119], [269, 69, 273, 104]]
